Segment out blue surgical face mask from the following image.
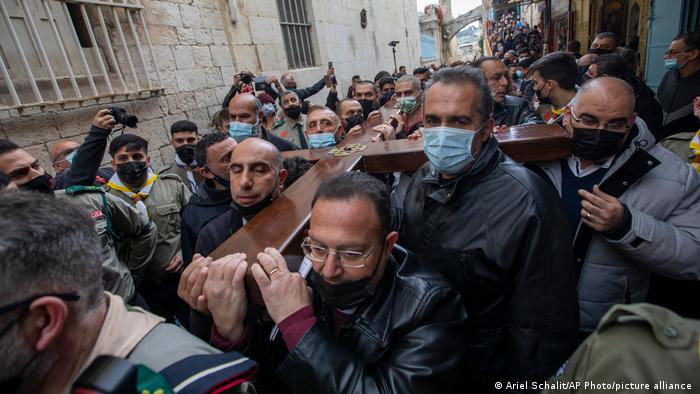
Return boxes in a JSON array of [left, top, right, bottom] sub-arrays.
[[515, 69, 523, 79], [64, 150, 77, 163], [422, 126, 482, 175], [308, 132, 336, 149], [229, 120, 257, 142], [664, 58, 683, 70], [261, 103, 276, 118]]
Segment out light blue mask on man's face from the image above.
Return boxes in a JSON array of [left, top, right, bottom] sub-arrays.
[[422, 125, 483, 175], [308, 132, 336, 149], [228, 118, 259, 142]]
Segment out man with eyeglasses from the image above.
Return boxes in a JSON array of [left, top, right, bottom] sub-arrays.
[[197, 171, 466, 393], [0, 191, 256, 394], [532, 77, 700, 335], [657, 31, 700, 140]]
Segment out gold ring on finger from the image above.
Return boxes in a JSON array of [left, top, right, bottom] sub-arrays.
[[269, 267, 280, 276]]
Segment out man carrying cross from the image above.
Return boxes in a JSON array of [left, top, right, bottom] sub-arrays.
[[396, 66, 579, 392]]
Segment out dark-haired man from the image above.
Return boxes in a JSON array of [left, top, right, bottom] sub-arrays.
[[0, 139, 157, 304], [397, 66, 579, 392], [200, 171, 467, 393], [657, 31, 700, 140], [475, 56, 541, 131], [530, 51, 579, 124], [160, 120, 201, 193], [0, 191, 256, 394], [180, 133, 237, 265], [353, 80, 383, 127], [272, 91, 308, 149], [105, 134, 191, 324]]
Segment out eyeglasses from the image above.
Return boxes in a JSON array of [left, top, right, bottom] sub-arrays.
[[0, 292, 80, 337], [570, 108, 631, 132], [301, 237, 378, 269]]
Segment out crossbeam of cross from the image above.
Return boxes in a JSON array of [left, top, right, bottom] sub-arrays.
[[209, 124, 571, 304]]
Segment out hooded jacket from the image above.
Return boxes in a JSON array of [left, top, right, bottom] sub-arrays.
[[398, 136, 580, 391], [492, 95, 543, 127], [181, 179, 232, 265], [534, 118, 700, 332]]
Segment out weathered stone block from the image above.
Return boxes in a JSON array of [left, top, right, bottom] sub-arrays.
[[152, 45, 176, 71], [174, 92, 198, 111], [54, 106, 101, 138], [2, 113, 59, 147], [176, 69, 208, 91], [211, 29, 228, 46], [131, 97, 166, 122], [176, 27, 197, 46], [194, 89, 220, 109], [131, 118, 169, 149], [193, 46, 214, 68], [180, 5, 202, 28], [24, 143, 53, 176], [204, 68, 224, 88], [173, 45, 196, 70], [185, 108, 212, 132], [144, 0, 182, 27], [150, 25, 179, 45], [211, 45, 234, 67], [194, 28, 214, 45]]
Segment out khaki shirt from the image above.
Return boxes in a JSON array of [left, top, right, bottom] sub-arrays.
[[659, 132, 695, 164], [272, 114, 308, 148], [543, 303, 700, 393], [57, 187, 158, 300], [159, 162, 200, 193], [105, 173, 191, 280]]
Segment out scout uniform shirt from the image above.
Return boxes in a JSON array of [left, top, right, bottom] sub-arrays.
[[105, 172, 191, 281], [57, 186, 158, 300], [272, 114, 308, 148]]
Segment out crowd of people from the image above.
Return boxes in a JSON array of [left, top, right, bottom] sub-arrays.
[[0, 19, 699, 393]]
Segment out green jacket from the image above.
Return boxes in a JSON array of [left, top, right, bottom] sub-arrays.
[[105, 173, 191, 280], [159, 162, 199, 193], [659, 131, 695, 164], [543, 303, 700, 393], [57, 186, 158, 300]]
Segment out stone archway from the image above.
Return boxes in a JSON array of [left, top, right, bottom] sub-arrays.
[[442, 5, 484, 62]]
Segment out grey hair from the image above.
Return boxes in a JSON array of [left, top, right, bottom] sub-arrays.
[[426, 65, 494, 122], [280, 90, 299, 101], [396, 74, 422, 91], [572, 76, 635, 112], [0, 191, 104, 312]]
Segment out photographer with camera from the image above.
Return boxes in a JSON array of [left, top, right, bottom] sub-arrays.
[[50, 108, 135, 189]]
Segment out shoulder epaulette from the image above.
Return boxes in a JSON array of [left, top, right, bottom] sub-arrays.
[[65, 185, 104, 195]]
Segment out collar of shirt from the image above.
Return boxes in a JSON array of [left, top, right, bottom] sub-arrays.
[[567, 155, 614, 178]]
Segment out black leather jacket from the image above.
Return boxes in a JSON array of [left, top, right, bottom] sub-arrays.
[[249, 246, 468, 394], [398, 137, 579, 392], [492, 95, 542, 127]]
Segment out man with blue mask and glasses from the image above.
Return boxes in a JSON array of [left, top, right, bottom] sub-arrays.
[[397, 66, 579, 393], [657, 31, 700, 140], [305, 105, 341, 148], [226, 93, 299, 152]]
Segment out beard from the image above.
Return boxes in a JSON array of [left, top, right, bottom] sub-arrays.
[[0, 322, 57, 393]]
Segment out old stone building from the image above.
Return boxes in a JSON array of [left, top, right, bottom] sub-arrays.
[[0, 0, 419, 173]]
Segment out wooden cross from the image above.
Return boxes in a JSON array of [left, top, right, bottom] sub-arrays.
[[209, 124, 571, 304]]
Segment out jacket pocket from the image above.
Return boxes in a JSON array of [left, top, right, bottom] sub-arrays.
[[154, 203, 181, 237]]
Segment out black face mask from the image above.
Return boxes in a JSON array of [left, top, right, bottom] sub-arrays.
[[572, 126, 627, 162], [588, 47, 614, 56], [20, 173, 53, 194], [343, 114, 364, 131], [284, 105, 302, 119], [207, 168, 230, 190], [379, 91, 394, 106], [535, 87, 552, 105], [116, 161, 148, 185], [308, 269, 376, 309], [231, 181, 278, 220], [175, 144, 196, 166], [358, 99, 377, 121]]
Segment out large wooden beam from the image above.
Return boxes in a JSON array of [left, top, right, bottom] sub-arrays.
[[211, 124, 571, 304]]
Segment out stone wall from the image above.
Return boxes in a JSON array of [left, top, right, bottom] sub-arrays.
[[0, 0, 235, 174], [1, 0, 422, 174]]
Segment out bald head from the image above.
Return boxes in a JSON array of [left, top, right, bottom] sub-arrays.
[[229, 137, 286, 207], [281, 73, 297, 89], [228, 93, 263, 128], [575, 77, 635, 113], [50, 140, 79, 172]]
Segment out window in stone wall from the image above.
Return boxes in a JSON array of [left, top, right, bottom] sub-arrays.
[[276, 0, 316, 69], [0, 0, 162, 108]]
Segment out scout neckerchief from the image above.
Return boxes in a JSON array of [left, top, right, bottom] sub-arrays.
[[107, 168, 157, 218], [690, 128, 700, 172]]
